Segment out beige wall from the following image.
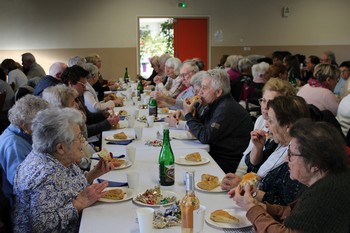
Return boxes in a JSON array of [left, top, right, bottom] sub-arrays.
[[1, 0, 350, 79]]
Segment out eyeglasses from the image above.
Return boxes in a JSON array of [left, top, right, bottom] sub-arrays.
[[179, 71, 193, 78], [258, 98, 267, 105], [287, 144, 302, 161], [74, 133, 85, 143], [77, 81, 87, 88]]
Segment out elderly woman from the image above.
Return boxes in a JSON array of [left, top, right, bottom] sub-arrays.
[[297, 63, 339, 115], [13, 108, 113, 232], [42, 85, 96, 170], [153, 57, 184, 98], [223, 78, 296, 183], [230, 57, 253, 102], [140, 55, 160, 87], [0, 95, 49, 204], [153, 60, 200, 110], [224, 96, 309, 205], [85, 53, 118, 101], [224, 55, 243, 82], [231, 119, 350, 232], [83, 63, 123, 113]]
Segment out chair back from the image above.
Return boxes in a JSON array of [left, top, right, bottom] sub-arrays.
[[0, 91, 6, 112]]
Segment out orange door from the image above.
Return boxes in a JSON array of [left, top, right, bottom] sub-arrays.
[[173, 18, 209, 70]]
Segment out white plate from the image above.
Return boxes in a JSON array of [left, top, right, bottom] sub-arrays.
[[195, 180, 225, 193], [175, 156, 210, 166], [205, 207, 252, 229], [98, 187, 134, 203], [132, 190, 179, 207], [105, 135, 134, 141], [172, 133, 196, 140], [113, 159, 132, 170]]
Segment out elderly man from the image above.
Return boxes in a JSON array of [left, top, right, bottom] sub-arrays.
[[183, 69, 253, 173], [34, 62, 68, 96], [21, 52, 46, 83], [153, 60, 199, 109]]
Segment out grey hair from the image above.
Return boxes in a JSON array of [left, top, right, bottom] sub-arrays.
[[182, 60, 199, 73], [8, 95, 49, 129], [42, 85, 78, 108], [238, 57, 253, 73], [165, 57, 182, 76], [159, 54, 172, 66], [83, 63, 99, 80], [205, 69, 231, 95], [49, 62, 67, 78], [323, 51, 336, 64], [21, 52, 36, 62], [68, 56, 86, 67], [191, 70, 206, 87], [252, 62, 270, 79], [32, 108, 84, 154], [224, 55, 243, 70]]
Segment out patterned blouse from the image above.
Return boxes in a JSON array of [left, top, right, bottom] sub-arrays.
[[13, 151, 88, 233]]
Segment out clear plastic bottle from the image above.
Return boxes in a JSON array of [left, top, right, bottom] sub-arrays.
[[181, 171, 200, 233]]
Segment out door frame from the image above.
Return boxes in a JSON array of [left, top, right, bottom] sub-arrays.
[[136, 15, 211, 74]]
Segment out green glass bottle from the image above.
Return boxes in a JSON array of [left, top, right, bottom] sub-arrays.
[[159, 124, 175, 186], [124, 67, 129, 84], [137, 77, 144, 100], [148, 97, 158, 117]]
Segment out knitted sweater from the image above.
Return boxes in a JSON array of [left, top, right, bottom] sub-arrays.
[[246, 169, 350, 233]]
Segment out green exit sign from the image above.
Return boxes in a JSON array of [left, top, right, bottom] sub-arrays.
[[178, 2, 187, 8]]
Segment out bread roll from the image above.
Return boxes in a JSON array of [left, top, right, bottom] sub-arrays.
[[239, 172, 260, 190], [185, 152, 201, 162], [189, 95, 201, 104], [210, 210, 239, 224], [97, 148, 112, 161]]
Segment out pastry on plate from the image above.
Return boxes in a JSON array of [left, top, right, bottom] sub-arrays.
[[118, 110, 128, 116], [188, 95, 201, 104], [113, 132, 128, 139], [197, 174, 219, 191], [185, 152, 201, 162], [210, 209, 240, 224], [103, 189, 125, 200]]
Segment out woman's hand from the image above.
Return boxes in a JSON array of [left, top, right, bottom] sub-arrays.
[[85, 160, 114, 183], [113, 98, 124, 107], [230, 185, 259, 211], [251, 129, 268, 150], [221, 173, 241, 191], [73, 181, 108, 213], [107, 114, 120, 127]]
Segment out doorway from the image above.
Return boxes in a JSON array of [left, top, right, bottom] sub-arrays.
[[137, 17, 209, 77]]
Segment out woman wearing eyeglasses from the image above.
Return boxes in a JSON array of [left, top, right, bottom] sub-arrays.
[[223, 95, 309, 206], [231, 119, 350, 233]]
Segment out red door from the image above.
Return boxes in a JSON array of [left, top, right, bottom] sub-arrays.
[[173, 18, 209, 70]]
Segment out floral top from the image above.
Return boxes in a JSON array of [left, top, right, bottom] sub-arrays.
[[13, 151, 88, 233]]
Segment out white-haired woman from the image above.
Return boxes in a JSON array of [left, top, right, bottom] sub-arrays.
[[154, 57, 184, 98], [0, 95, 49, 205], [13, 108, 113, 232], [83, 63, 123, 113]]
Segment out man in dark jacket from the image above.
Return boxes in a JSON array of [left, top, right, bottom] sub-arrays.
[[183, 69, 253, 173]]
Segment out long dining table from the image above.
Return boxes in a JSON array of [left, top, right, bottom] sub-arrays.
[[79, 93, 254, 233]]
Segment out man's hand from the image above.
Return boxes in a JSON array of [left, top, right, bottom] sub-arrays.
[[183, 98, 196, 116]]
